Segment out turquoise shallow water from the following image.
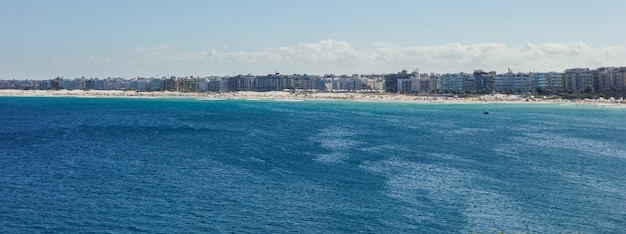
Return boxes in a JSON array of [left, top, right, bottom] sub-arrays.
[[1, 96, 625, 233]]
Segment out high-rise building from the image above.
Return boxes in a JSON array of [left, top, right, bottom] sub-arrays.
[[384, 70, 411, 93], [563, 68, 593, 92]]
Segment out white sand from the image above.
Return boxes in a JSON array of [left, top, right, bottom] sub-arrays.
[[0, 89, 623, 105]]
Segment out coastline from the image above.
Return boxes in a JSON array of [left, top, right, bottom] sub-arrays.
[[0, 89, 623, 106]]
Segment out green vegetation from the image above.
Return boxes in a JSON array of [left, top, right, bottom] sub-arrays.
[[584, 84, 594, 94]]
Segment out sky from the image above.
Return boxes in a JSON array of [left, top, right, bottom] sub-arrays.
[[1, 0, 626, 79]]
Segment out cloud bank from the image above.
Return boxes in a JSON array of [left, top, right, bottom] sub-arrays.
[[39, 40, 623, 79], [130, 40, 626, 75]]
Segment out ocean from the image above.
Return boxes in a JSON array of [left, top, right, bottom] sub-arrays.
[[1, 96, 625, 233]]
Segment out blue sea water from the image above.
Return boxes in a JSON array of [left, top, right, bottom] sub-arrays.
[[1, 96, 625, 233]]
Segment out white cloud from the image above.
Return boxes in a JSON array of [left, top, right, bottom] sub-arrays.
[[51, 56, 71, 64], [132, 44, 170, 60], [129, 40, 626, 75], [87, 55, 112, 64], [134, 44, 169, 53]]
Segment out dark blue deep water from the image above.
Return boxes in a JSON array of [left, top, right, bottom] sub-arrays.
[[1, 96, 625, 233]]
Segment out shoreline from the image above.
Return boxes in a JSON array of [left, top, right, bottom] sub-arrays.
[[0, 89, 623, 106]]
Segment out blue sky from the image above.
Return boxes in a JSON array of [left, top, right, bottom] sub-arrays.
[[1, 0, 625, 79]]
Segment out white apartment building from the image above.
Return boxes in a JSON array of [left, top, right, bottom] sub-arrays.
[[563, 68, 593, 92], [494, 72, 531, 94], [531, 72, 562, 94], [439, 73, 465, 93]]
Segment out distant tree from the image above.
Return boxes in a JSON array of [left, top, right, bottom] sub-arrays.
[[536, 87, 547, 95], [612, 86, 618, 97], [584, 84, 594, 94]]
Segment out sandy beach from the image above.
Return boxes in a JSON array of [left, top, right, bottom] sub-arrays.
[[0, 89, 623, 105]]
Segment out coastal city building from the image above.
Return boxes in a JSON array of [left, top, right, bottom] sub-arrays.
[[494, 71, 531, 94], [384, 69, 412, 93], [2, 66, 626, 97], [473, 70, 496, 93], [563, 68, 594, 92], [531, 72, 563, 95], [439, 73, 466, 94]]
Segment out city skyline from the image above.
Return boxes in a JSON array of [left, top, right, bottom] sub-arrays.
[[2, 0, 626, 79]]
